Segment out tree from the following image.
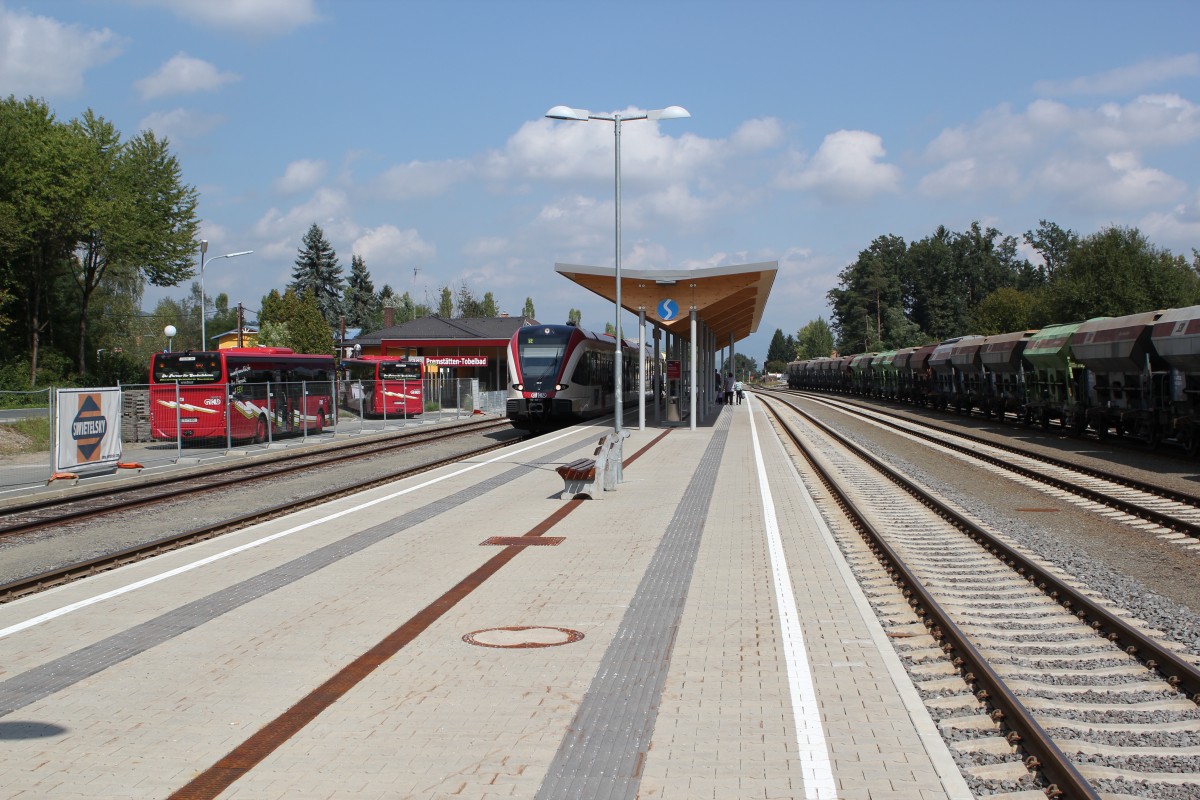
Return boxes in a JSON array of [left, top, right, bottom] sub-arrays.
[[437, 286, 453, 317], [290, 223, 344, 328], [796, 317, 835, 359], [342, 254, 375, 328], [567, 308, 582, 325], [720, 352, 758, 379], [1044, 226, 1200, 321], [73, 115, 199, 373], [258, 287, 333, 354], [1023, 220, 1078, 284], [970, 287, 1045, 335], [454, 283, 498, 318], [523, 297, 536, 319], [828, 234, 907, 351], [208, 292, 240, 341], [0, 97, 86, 384], [765, 328, 796, 365]]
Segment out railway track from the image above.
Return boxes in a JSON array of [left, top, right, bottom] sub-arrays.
[[763, 388, 1200, 541], [759, 394, 1200, 800], [0, 416, 514, 538], [0, 418, 524, 603]]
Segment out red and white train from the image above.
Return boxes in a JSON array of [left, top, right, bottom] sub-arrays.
[[506, 323, 642, 430]]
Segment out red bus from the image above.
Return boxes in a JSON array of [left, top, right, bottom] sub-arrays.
[[150, 347, 336, 443], [340, 356, 424, 417]]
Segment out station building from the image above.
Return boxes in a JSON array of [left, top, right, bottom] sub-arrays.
[[348, 311, 535, 394]]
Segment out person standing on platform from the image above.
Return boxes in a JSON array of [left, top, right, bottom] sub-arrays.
[[724, 372, 735, 405], [735, 378, 744, 404], [715, 370, 724, 404]]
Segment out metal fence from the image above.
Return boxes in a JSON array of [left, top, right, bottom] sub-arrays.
[[0, 379, 507, 496]]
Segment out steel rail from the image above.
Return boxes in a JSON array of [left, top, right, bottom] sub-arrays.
[[0, 418, 512, 538], [771, 388, 1200, 530], [763, 394, 1200, 702], [763, 398, 1147, 800], [0, 434, 523, 603]]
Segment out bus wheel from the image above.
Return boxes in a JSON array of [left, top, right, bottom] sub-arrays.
[[254, 415, 268, 444], [314, 407, 325, 434]]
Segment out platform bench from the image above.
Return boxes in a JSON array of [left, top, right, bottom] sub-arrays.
[[556, 435, 616, 499]]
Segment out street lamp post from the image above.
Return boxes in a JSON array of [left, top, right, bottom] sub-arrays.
[[199, 240, 253, 349], [545, 105, 689, 433]]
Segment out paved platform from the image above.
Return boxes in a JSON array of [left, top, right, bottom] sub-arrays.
[[0, 395, 972, 799]]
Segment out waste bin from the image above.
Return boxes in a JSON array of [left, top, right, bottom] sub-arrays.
[[666, 395, 681, 422]]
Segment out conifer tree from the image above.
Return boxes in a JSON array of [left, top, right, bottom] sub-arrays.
[[290, 223, 344, 328], [343, 254, 375, 327]]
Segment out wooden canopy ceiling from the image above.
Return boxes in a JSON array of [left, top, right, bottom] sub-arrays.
[[554, 261, 778, 344]]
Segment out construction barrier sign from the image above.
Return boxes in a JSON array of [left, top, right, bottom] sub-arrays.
[[55, 388, 123, 477]]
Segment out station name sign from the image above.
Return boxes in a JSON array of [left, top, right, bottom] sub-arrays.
[[425, 356, 489, 367]]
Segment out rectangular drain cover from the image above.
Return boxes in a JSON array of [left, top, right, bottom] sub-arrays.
[[481, 536, 565, 546]]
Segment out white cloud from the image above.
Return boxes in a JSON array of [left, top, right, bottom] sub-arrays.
[[372, 159, 472, 200], [0, 6, 122, 96], [351, 225, 435, 268], [1035, 54, 1200, 96], [253, 187, 353, 242], [927, 95, 1200, 163], [1035, 151, 1186, 209], [919, 95, 1200, 205], [489, 113, 716, 186], [275, 159, 327, 195], [778, 130, 902, 202], [1141, 189, 1200, 250], [135, 52, 239, 99], [138, 108, 225, 142], [143, 0, 320, 37], [1081, 94, 1200, 150], [918, 158, 1020, 196], [729, 117, 786, 152], [462, 236, 509, 259]]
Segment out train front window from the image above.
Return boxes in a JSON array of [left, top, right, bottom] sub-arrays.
[[153, 353, 222, 384], [518, 330, 570, 382]]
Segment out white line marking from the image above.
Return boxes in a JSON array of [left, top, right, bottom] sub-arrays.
[[0, 427, 589, 640], [747, 396, 839, 799]]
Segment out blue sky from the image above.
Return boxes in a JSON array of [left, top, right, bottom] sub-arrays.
[[5, 0, 1200, 365]]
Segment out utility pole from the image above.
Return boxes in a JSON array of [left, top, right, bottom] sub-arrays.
[[237, 303, 244, 347]]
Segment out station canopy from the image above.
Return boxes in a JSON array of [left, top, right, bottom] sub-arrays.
[[555, 261, 778, 344]]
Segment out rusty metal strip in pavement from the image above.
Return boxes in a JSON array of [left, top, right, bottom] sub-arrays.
[[169, 427, 672, 800]]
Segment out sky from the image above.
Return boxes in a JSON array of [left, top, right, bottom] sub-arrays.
[[4, 0, 1200, 365]]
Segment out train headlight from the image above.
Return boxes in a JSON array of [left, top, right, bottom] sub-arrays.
[[555, 383, 569, 391], [513, 383, 523, 391]]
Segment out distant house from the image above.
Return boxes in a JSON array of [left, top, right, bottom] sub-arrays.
[[350, 312, 535, 393], [212, 327, 260, 349]]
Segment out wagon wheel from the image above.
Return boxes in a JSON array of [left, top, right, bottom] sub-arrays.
[[254, 415, 268, 444], [1145, 419, 1161, 449], [1187, 425, 1200, 458], [1069, 411, 1087, 437]]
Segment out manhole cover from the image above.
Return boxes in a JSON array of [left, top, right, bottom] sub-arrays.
[[462, 626, 584, 648]]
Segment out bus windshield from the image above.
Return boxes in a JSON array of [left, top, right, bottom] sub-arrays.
[[517, 329, 571, 382], [379, 361, 422, 381], [153, 352, 223, 383]]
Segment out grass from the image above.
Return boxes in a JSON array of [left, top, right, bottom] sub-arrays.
[[0, 416, 51, 455]]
